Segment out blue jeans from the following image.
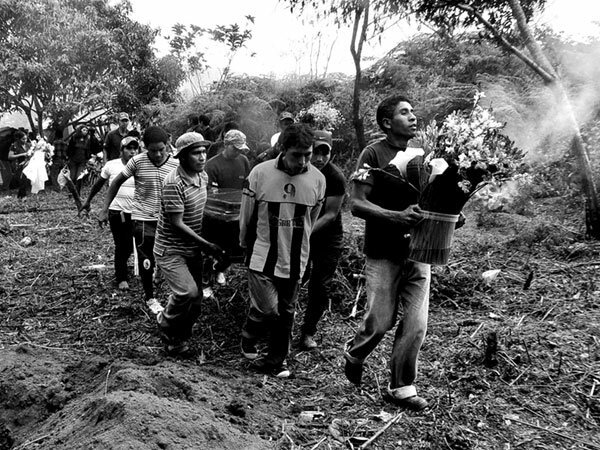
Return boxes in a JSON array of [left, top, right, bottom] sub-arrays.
[[242, 270, 300, 366], [345, 257, 430, 389], [155, 251, 204, 341]]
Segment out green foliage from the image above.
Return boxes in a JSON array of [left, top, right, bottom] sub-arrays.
[[0, 0, 182, 134]]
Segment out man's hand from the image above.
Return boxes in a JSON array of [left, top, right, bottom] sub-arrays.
[[78, 201, 91, 216], [97, 208, 109, 228], [392, 204, 424, 227]]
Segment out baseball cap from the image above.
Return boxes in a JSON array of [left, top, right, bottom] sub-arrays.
[[174, 132, 211, 158], [224, 130, 250, 151], [118, 112, 130, 121], [120, 136, 139, 149], [313, 130, 332, 152], [279, 112, 294, 122]]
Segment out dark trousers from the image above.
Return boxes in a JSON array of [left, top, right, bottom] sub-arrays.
[[108, 209, 133, 283], [155, 252, 204, 341], [133, 220, 157, 300], [242, 270, 300, 366], [301, 243, 342, 336]]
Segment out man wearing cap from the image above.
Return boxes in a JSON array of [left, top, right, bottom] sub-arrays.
[[257, 112, 295, 163], [239, 123, 326, 378], [81, 136, 139, 290], [104, 113, 131, 161], [299, 130, 347, 350], [154, 132, 225, 355], [205, 129, 251, 190], [98, 126, 179, 314]]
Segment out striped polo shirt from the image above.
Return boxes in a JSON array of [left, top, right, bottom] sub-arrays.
[[239, 156, 326, 279], [121, 153, 179, 221], [101, 159, 134, 213], [154, 166, 208, 256]]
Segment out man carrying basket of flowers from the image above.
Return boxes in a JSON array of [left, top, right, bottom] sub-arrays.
[[343, 94, 431, 411]]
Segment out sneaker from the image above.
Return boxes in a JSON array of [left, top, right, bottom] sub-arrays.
[[216, 272, 226, 286], [250, 358, 291, 378], [344, 357, 363, 385], [118, 281, 129, 290], [146, 298, 164, 315], [241, 337, 259, 360], [300, 334, 318, 350], [385, 385, 429, 411], [202, 287, 214, 300], [166, 340, 191, 356]]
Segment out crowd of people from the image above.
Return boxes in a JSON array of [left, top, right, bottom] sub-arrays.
[[5, 96, 438, 411]]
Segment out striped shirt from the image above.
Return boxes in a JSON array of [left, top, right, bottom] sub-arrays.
[[101, 159, 135, 213], [154, 166, 208, 256], [239, 156, 326, 279], [121, 153, 179, 221]]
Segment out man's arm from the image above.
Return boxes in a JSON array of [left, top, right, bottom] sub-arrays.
[[98, 173, 127, 224], [80, 176, 107, 212], [239, 178, 256, 249], [311, 194, 343, 235], [167, 211, 224, 259], [350, 182, 423, 228]]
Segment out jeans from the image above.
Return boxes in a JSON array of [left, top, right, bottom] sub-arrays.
[[242, 270, 300, 366], [133, 220, 157, 300], [108, 209, 133, 283], [345, 257, 430, 389], [155, 251, 204, 341], [301, 243, 342, 336]]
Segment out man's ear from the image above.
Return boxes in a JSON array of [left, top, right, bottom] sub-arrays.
[[381, 117, 391, 131]]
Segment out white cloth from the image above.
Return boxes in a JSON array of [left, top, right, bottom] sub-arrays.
[[101, 159, 135, 213], [22, 151, 48, 194], [388, 147, 424, 179]]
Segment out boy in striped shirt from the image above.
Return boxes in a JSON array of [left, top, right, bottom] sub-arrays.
[[239, 123, 326, 377], [99, 126, 178, 314]]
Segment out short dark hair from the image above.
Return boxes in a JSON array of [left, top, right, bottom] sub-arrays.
[[198, 114, 211, 126], [280, 123, 314, 151], [376, 94, 412, 131], [142, 126, 169, 146]]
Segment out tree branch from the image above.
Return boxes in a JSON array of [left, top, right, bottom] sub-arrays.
[[454, 2, 555, 83]]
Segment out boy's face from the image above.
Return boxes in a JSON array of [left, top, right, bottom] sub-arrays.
[[384, 101, 417, 138], [146, 142, 168, 165], [282, 145, 312, 175], [311, 145, 331, 171]]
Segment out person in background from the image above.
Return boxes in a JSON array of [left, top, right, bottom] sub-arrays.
[[67, 125, 94, 195], [299, 130, 347, 350], [7, 130, 31, 198], [239, 123, 325, 378], [98, 126, 179, 315], [257, 112, 295, 163], [81, 136, 139, 290], [104, 112, 131, 161], [343, 94, 430, 411], [202, 129, 251, 296], [154, 132, 225, 355], [206, 121, 239, 161]]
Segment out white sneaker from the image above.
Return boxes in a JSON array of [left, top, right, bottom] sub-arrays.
[[146, 298, 164, 315], [202, 287, 214, 300], [216, 272, 226, 286], [118, 281, 129, 290]]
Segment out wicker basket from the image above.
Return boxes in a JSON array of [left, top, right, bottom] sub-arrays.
[[408, 210, 459, 265]]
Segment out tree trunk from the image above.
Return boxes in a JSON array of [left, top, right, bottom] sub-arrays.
[[350, 1, 369, 151]]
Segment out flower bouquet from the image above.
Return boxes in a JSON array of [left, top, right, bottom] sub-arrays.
[[407, 92, 525, 264], [352, 92, 525, 265]]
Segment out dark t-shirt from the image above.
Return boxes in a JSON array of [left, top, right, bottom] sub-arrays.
[[354, 138, 420, 261], [104, 128, 128, 161], [205, 153, 250, 189], [311, 161, 346, 246]]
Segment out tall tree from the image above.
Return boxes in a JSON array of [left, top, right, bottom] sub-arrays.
[[0, 0, 182, 137]]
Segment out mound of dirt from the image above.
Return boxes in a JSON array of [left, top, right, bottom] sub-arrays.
[[0, 346, 267, 449]]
